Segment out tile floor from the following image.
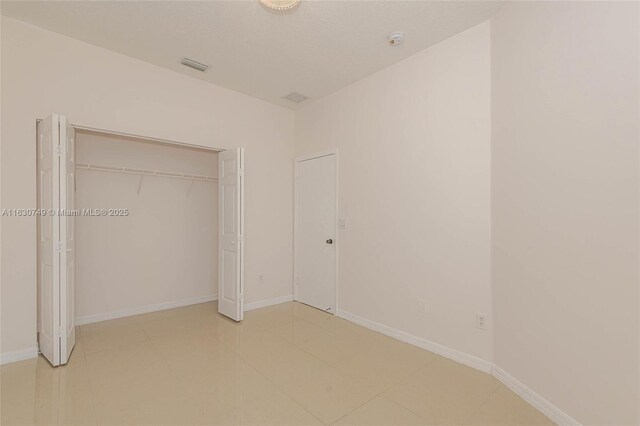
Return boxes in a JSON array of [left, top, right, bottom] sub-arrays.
[[0, 301, 554, 425]]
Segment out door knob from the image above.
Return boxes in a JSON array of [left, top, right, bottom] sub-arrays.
[[326, 239, 333, 244]]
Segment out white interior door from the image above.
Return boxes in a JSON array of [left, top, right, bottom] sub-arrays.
[[37, 113, 75, 366], [60, 116, 76, 364], [295, 153, 337, 313], [37, 114, 61, 366], [218, 147, 244, 321]]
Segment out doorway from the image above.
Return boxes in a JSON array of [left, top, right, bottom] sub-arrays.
[[36, 114, 245, 367], [294, 151, 338, 313]]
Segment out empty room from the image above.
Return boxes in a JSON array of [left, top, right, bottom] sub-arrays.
[[0, 1, 638, 425]]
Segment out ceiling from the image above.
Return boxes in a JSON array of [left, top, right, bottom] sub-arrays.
[[1, 1, 503, 109]]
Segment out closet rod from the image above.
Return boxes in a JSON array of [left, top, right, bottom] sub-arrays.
[[75, 162, 217, 182]]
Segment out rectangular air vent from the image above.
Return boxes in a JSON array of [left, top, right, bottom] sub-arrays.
[[179, 57, 210, 72], [282, 92, 309, 103]]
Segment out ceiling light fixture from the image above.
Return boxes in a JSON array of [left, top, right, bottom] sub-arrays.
[[259, 0, 300, 11]]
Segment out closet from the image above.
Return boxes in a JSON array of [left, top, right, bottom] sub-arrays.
[[36, 114, 244, 366], [75, 130, 218, 323]]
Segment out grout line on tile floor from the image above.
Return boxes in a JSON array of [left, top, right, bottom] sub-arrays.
[[245, 309, 430, 426], [325, 364, 431, 426], [231, 345, 326, 425], [77, 336, 99, 426]]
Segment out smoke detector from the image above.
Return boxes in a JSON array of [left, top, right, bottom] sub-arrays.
[[388, 32, 405, 46]]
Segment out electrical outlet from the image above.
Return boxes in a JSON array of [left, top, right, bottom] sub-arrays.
[[417, 300, 426, 314], [476, 313, 487, 331], [258, 274, 264, 284]]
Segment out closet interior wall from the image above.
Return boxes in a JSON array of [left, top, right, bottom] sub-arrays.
[[75, 130, 218, 323]]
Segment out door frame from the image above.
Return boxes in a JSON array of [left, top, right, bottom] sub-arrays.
[[36, 120, 225, 153], [70, 124, 225, 153], [293, 149, 339, 313]]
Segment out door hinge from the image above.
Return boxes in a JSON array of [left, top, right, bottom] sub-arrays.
[[55, 146, 62, 156], [239, 168, 244, 177], [57, 241, 63, 252]]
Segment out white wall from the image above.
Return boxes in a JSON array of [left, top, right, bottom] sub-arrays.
[[0, 16, 295, 357], [491, 2, 640, 424], [295, 22, 492, 362], [75, 131, 218, 321]]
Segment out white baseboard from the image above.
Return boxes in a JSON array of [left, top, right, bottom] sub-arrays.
[[492, 366, 579, 425], [0, 346, 38, 365], [336, 308, 580, 425], [336, 309, 493, 373], [77, 293, 295, 326], [245, 294, 294, 311], [76, 294, 217, 325]]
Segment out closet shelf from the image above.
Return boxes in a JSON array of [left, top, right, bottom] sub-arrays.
[[75, 162, 217, 182]]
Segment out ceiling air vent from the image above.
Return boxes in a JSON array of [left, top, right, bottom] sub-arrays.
[[179, 57, 210, 72], [282, 92, 309, 103]]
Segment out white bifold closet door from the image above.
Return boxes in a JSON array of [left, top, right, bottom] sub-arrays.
[[37, 113, 76, 366], [218, 147, 245, 321]]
